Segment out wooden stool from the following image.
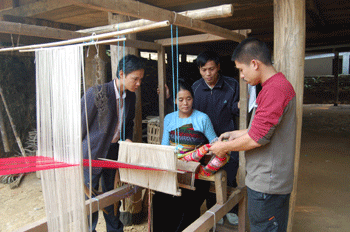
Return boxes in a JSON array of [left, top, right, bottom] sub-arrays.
[[198, 169, 228, 204]]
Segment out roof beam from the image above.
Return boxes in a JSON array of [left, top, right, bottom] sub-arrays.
[[78, 4, 234, 34], [155, 29, 251, 46], [71, 0, 245, 42], [0, 20, 85, 40], [0, 14, 84, 31], [0, 0, 72, 18]]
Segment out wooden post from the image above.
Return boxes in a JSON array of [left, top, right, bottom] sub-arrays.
[[333, 50, 340, 106], [0, 103, 10, 152], [273, 0, 306, 231], [238, 77, 248, 232], [157, 46, 166, 141]]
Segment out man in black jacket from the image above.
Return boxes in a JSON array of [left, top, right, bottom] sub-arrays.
[[192, 51, 240, 225]]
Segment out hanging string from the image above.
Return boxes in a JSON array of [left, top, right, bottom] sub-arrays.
[[123, 40, 126, 141], [36, 45, 88, 232], [170, 25, 179, 149], [176, 26, 179, 147], [81, 47, 94, 231]]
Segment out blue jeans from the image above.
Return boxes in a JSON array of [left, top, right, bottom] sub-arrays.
[[84, 143, 123, 232], [247, 187, 290, 232]]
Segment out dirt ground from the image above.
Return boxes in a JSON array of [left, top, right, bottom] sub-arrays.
[[1, 104, 349, 232]]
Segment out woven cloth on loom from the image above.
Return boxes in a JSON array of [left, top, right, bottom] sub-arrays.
[[169, 123, 208, 158]]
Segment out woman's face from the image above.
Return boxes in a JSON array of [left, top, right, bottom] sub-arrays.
[[176, 89, 193, 115], [119, 69, 144, 92]]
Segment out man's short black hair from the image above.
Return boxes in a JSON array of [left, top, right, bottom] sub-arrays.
[[196, 51, 220, 67], [116, 54, 145, 79], [231, 37, 272, 66]]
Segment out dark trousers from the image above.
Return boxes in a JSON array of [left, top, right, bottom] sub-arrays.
[[84, 143, 123, 232], [206, 151, 239, 214], [247, 187, 290, 232], [153, 180, 210, 232]]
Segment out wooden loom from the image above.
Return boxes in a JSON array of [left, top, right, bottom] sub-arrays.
[[0, 3, 253, 232]]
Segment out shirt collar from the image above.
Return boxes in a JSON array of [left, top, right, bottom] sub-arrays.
[[201, 74, 223, 90], [113, 79, 126, 99]]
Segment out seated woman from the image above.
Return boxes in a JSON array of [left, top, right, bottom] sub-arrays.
[[153, 80, 228, 232]]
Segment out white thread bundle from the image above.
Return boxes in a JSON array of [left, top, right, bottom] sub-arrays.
[[36, 45, 87, 231], [118, 141, 181, 196]]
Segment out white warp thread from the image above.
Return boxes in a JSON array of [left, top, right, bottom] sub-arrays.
[[36, 45, 87, 232]]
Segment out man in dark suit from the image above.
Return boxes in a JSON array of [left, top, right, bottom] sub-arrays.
[[81, 54, 145, 232]]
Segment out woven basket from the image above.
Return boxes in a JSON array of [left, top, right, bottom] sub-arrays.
[[147, 118, 161, 145]]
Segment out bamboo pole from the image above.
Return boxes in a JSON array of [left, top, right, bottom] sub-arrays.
[[0, 20, 170, 52], [0, 87, 26, 157], [0, 86, 26, 188], [77, 4, 234, 34], [20, 38, 127, 53]]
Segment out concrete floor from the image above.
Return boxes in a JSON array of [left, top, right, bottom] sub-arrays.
[[216, 104, 350, 232]]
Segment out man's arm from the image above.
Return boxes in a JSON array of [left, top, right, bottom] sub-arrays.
[[210, 132, 261, 158], [219, 129, 248, 141]]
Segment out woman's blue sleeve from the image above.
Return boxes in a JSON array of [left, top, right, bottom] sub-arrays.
[[203, 114, 217, 143], [161, 115, 171, 145]]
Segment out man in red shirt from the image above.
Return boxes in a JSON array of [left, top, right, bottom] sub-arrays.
[[210, 37, 296, 232]]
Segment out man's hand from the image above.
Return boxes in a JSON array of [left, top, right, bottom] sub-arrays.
[[219, 129, 248, 141], [157, 84, 170, 99], [209, 141, 229, 158]]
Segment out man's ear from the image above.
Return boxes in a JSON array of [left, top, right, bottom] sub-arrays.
[[217, 63, 221, 71], [251, 59, 259, 70], [119, 70, 124, 79]]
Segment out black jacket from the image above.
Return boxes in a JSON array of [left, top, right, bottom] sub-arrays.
[[81, 80, 135, 168], [192, 75, 239, 136]]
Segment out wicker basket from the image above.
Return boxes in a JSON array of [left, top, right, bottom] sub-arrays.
[[147, 117, 161, 145]]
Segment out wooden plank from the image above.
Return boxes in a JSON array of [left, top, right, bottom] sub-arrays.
[[16, 184, 136, 232], [0, 20, 85, 40], [77, 4, 234, 34], [273, 1, 306, 232], [0, 0, 72, 17], [183, 187, 244, 232], [71, 0, 245, 42]]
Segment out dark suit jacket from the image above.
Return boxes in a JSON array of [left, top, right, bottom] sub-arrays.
[[81, 80, 135, 164]]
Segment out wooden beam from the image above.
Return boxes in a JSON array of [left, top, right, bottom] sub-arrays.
[[16, 184, 137, 232], [157, 46, 166, 140], [0, 14, 85, 31], [77, 4, 234, 34], [183, 187, 245, 232], [71, 0, 245, 42], [0, 20, 85, 40], [0, 0, 72, 17], [123, 39, 162, 51], [0, 20, 169, 52], [155, 29, 251, 46], [273, 1, 306, 232]]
